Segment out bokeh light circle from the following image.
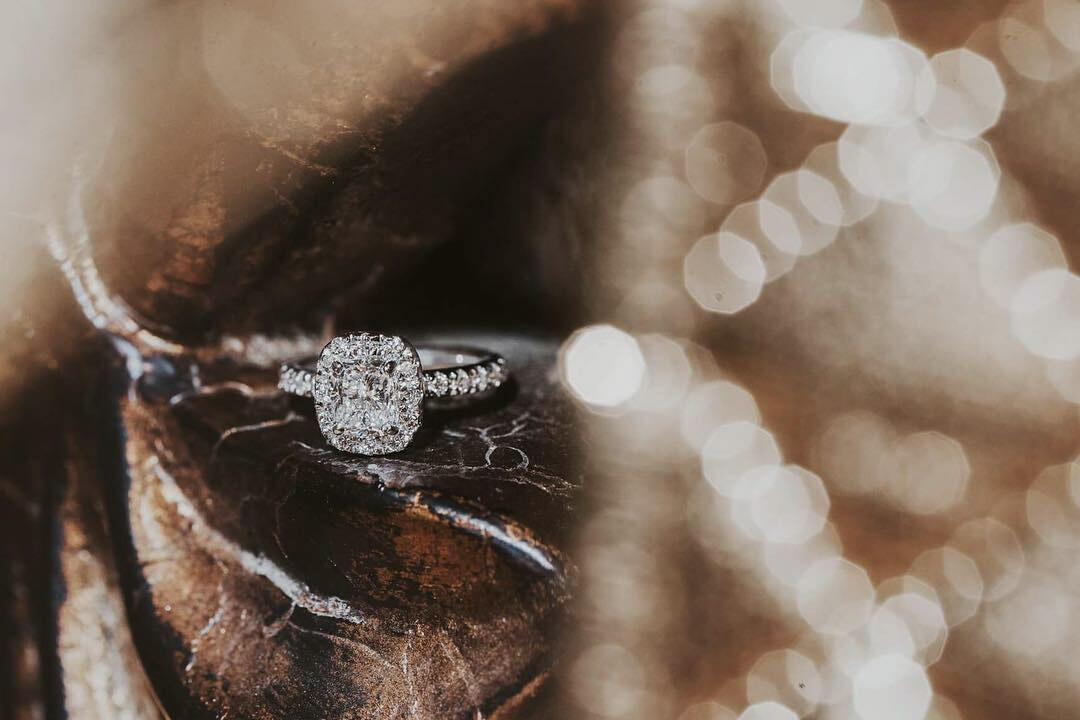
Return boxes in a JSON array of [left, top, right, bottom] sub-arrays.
[[775, 0, 864, 29], [685, 121, 768, 205], [852, 654, 932, 720], [630, 334, 694, 412], [909, 547, 984, 626], [803, 142, 879, 226], [701, 422, 782, 496], [560, 325, 646, 410], [997, 13, 1079, 83], [764, 524, 843, 586], [761, 171, 841, 257], [1046, 356, 1080, 402], [1026, 460, 1080, 547], [791, 31, 926, 126], [915, 49, 1005, 139], [737, 702, 799, 720], [731, 465, 829, 544], [570, 643, 646, 717], [747, 648, 823, 716], [985, 577, 1072, 657], [680, 380, 761, 451], [947, 518, 1025, 601], [1045, 0, 1080, 52], [796, 557, 875, 635], [679, 701, 738, 720], [866, 604, 919, 659], [1010, 269, 1080, 361], [978, 222, 1066, 309], [770, 29, 816, 113], [885, 431, 970, 515], [838, 123, 930, 202], [815, 411, 896, 496], [721, 202, 799, 281], [879, 592, 949, 664], [906, 140, 999, 231], [925, 695, 964, 720], [684, 232, 767, 314]]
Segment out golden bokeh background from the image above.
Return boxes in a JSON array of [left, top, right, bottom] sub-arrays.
[[559, 2, 1080, 719]]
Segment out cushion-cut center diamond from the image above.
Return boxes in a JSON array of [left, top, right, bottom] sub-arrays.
[[335, 368, 393, 427], [313, 335, 423, 454]]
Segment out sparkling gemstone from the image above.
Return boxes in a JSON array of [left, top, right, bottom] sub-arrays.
[[312, 334, 423, 454], [487, 361, 505, 386], [449, 368, 470, 395], [428, 372, 450, 396], [471, 365, 489, 392]]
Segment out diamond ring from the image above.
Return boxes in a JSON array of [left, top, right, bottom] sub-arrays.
[[278, 333, 509, 455]]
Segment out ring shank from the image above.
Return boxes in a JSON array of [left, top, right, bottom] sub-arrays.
[[417, 347, 489, 370], [278, 344, 507, 399]]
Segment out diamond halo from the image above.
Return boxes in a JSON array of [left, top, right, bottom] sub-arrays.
[[312, 333, 424, 454], [279, 335, 510, 455]]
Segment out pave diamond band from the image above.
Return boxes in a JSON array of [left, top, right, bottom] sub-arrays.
[[421, 349, 508, 398], [277, 334, 509, 455], [277, 365, 315, 397], [279, 350, 508, 399]]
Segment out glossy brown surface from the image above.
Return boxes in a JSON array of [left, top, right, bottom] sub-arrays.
[[110, 335, 578, 719], [1, 326, 580, 720]]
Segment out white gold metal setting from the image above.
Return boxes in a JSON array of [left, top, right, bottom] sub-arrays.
[[278, 333, 508, 455]]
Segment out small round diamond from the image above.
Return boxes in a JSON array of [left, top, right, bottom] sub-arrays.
[[428, 371, 450, 396], [449, 369, 470, 395]]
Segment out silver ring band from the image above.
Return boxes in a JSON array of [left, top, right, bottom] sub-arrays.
[[279, 346, 508, 400], [276, 333, 509, 455]]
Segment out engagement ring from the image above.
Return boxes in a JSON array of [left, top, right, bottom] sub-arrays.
[[279, 333, 508, 455]]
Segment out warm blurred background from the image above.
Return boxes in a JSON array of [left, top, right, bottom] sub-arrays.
[[3, 1, 1080, 719]]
